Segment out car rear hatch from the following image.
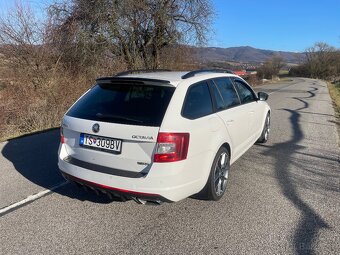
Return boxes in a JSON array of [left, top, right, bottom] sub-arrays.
[[61, 77, 175, 176]]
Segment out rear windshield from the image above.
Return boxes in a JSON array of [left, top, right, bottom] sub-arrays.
[[66, 83, 175, 126]]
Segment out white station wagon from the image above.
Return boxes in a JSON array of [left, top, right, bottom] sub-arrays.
[[58, 70, 270, 204]]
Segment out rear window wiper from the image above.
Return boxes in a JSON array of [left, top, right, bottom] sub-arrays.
[[95, 113, 144, 123]]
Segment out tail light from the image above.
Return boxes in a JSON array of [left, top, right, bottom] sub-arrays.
[[60, 127, 65, 144], [154, 133, 189, 163]]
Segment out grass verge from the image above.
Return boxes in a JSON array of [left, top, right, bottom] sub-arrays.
[[327, 81, 340, 146], [327, 81, 340, 117], [0, 127, 59, 143]]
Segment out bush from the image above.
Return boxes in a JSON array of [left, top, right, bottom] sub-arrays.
[[244, 74, 262, 86], [290, 42, 340, 80], [257, 56, 285, 80]]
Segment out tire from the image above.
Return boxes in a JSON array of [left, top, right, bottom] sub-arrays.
[[257, 112, 270, 143], [198, 147, 230, 201]]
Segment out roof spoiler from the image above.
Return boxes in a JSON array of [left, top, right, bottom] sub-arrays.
[[114, 69, 171, 77], [96, 77, 171, 84]]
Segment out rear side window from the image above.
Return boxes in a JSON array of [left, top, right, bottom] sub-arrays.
[[233, 80, 256, 104], [182, 81, 213, 119], [213, 78, 240, 108], [66, 83, 175, 126]]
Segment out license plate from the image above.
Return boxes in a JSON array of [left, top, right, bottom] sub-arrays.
[[79, 133, 122, 154]]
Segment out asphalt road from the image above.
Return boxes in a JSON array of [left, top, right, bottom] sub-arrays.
[[0, 78, 339, 255]]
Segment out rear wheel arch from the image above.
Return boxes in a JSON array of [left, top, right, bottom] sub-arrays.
[[198, 142, 231, 191], [195, 145, 231, 200]]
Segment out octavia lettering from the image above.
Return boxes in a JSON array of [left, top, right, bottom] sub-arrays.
[[132, 135, 154, 140]]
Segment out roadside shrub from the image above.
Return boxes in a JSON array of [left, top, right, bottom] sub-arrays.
[[290, 42, 340, 80], [257, 56, 285, 80], [244, 74, 262, 86]]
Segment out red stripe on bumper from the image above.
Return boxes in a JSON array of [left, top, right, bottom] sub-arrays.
[[61, 172, 160, 197]]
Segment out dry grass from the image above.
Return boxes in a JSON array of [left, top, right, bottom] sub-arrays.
[[0, 65, 97, 142], [327, 81, 340, 144], [0, 1, 213, 142], [0, 53, 196, 142], [327, 81, 340, 117]]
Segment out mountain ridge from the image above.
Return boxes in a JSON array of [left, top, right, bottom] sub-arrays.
[[193, 46, 305, 64]]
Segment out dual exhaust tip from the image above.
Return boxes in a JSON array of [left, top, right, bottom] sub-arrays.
[[73, 179, 162, 205], [131, 197, 162, 205]]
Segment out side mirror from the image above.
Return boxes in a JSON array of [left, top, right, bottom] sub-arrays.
[[258, 92, 269, 101]]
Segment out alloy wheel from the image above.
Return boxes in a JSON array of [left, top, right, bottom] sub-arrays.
[[264, 115, 270, 141], [213, 152, 229, 196]]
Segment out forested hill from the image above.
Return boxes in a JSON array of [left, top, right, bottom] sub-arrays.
[[193, 46, 305, 64]]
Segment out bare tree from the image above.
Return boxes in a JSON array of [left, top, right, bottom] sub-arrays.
[[48, 0, 213, 69], [0, 2, 77, 138], [305, 42, 337, 79], [257, 55, 285, 80], [0, 1, 68, 92], [0, 0, 215, 139], [0, 1, 46, 88]]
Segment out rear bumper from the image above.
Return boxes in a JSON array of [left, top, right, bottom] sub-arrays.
[[58, 144, 214, 202], [60, 171, 171, 203]]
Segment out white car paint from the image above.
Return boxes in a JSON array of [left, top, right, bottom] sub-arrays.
[[58, 71, 270, 203]]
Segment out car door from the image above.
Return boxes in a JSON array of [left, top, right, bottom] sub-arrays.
[[210, 77, 250, 161], [232, 78, 262, 144]]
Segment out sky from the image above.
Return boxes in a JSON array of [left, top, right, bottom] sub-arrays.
[[0, 0, 339, 52], [211, 0, 340, 52]]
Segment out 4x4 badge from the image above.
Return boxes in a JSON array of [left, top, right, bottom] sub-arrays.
[[92, 123, 100, 133]]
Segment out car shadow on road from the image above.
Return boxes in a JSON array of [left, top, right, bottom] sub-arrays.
[[261, 86, 332, 255], [1, 129, 115, 204]]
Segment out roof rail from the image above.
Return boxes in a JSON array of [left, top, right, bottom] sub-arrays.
[[181, 69, 235, 79], [114, 69, 172, 77]]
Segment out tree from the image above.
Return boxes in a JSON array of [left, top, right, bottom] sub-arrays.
[[257, 55, 285, 79], [48, 0, 214, 70], [305, 42, 337, 79], [0, 0, 215, 139], [0, 1, 50, 89], [289, 42, 340, 80]]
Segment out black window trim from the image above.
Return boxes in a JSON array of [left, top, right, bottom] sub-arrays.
[[210, 77, 242, 111], [181, 80, 215, 120], [208, 79, 225, 113], [231, 77, 258, 105], [181, 77, 259, 120]]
